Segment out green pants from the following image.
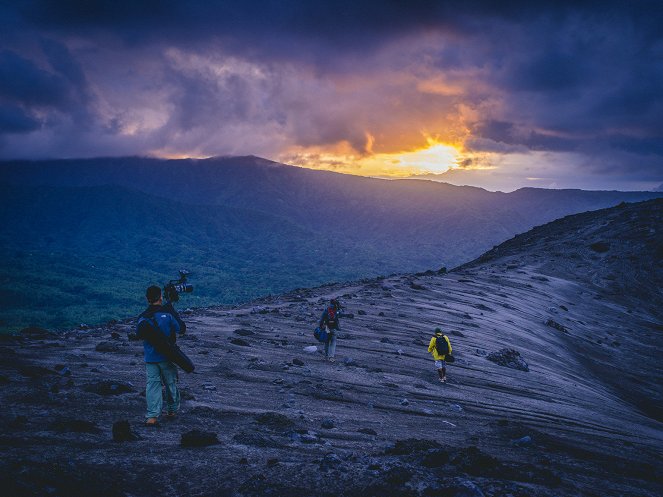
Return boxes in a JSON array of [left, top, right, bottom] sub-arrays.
[[145, 361, 180, 419]]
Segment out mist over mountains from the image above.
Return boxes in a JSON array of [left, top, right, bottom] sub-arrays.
[[1, 155, 661, 332]]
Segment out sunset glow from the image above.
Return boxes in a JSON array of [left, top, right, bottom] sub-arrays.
[[0, 2, 660, 191]]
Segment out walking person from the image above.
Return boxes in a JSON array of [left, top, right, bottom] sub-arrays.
[[428, 327, 452, 383], [135, 285, 183, 425], [319, 298, 342, 362]]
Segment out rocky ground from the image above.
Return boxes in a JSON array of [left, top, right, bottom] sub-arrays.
[[1, 200, 662, 497]]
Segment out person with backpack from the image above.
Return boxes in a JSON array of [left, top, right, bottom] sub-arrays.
[[428, 327, 452, 383], [134, 285, 184, 425], [319, 298, 342, 362]]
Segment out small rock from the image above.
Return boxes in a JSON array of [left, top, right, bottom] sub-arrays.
[[50, 418, 101, 434], [451, 330, 465, 337], [511, 435, 533, 447], [380, 337, 392, 343], [234, 329, 255, 336], [112, 420, 141, 442], [400, 398, 410, 406], [486, 348, 529, 372], [111, 332, 121, 339], [546, 319, 568, 333], [378, 312, 385, 317], [303, 345, 318, 353], [202, 384, 217, 391], [450, 404, 463, 412], [357, 310, 366, 315], [181, 430, 220, 447], [85, 381, 134, 396], [292, 358, 304, 366], [301, 433, 318, 444], [239, 457, 249, 464], [358, 427, 377, 436], [343, 357, 356, 366], [396, 349, 404, 355], [230, 338, 251, 347], [95, 341, 121, 353], [57, 366, 72, 376], [321, 419, 335, 429]]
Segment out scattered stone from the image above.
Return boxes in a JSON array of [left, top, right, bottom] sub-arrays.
[[380, 337, 392, 343], [410, 282, 426, 290], [475, 349, 488, 357], [450, 404, 463, 412], [239, 457, 249, 465], [486, 348, 529, 372], [451, 446, 500, 474], [438, 267, 448, 274], [292, 358, 304, 366], [412, 338, 425, 346], [422, 448, 450, 467], [95, 341, 121, 353], [357, 310, 367, 315], [531, 275, 550, 282], [590, 241, 610, 253], [255, 412, 295, 431], [386, 439, 441, 455], [560, 305, 569, 311], [181, 430, 220, 447], [396, 349, 404, 355], [358, 428, 377, 436], [17, 364, 55, 379], [511, 435, 533, 447], [378, 311, 385, 317], [321, 419, 335, 429], [84, 381, 135, 396], [451, 330, 465, 337], [266, 458, 279, 467], [112, 420, 141, 442], [230, 338, 251, 347], [50, 418, 101, 434], [300, 433, 319, 444], [343, 357, 356, 366], [546, 319, 568, 333], [303, 345, 318, 353], [385, 465, 412, 485], [202, 384, 217, 391], [234, 329, 255, 336], [111, 332, 121, 339]]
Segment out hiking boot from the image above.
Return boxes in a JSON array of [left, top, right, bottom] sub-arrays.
[[145, 417, 158, 426], [166, 411, 177, 420]]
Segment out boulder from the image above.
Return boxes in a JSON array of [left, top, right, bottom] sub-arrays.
[[181, 430, 220, 447], [486, 348, 529, 372], [112, 420, 141, 442]]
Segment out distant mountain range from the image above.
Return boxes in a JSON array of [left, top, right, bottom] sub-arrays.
[[1, 155, 661, 332]]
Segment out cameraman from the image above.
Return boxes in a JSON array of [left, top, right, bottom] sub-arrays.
[[134, 285, 183, 426]]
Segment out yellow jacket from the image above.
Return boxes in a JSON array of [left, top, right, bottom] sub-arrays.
[[428, 334, 452, 360]]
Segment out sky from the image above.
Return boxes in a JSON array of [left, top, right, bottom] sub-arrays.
[[0, 0, 662, 192]]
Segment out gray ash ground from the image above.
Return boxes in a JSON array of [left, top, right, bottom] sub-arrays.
[[1, 200, 662, 497]]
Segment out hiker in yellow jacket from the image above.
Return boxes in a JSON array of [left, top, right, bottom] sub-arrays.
[[428, 328, 452, 383]]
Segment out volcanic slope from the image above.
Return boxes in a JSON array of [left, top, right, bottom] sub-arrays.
[[1, 200, 662, 497]]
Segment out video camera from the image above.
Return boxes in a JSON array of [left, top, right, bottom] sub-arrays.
[[164, 270, 194, 304]]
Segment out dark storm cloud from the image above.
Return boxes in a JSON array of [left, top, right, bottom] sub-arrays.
[[0, 0, 661, 187], [0, 104, 40, 133], [0, 50, 70, 108]]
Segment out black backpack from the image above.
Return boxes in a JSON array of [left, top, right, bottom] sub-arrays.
[[435, 335, 449, 355]]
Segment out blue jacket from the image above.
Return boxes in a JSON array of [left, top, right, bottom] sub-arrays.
[[135, 304, 181, 363]]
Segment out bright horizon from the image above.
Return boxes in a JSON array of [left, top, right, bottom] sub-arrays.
[[1, 1, 661, 192]]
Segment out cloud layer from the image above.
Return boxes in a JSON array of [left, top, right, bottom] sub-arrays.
[[1, 1, 661, 190]]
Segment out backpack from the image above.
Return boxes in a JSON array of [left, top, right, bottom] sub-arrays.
[[435, 335, 449, 355], [314, 326, 328, 343]]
